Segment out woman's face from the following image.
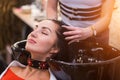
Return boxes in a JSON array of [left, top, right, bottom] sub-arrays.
[[25, 20, 59, 60]]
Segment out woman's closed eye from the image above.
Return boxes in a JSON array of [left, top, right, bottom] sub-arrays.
[[41, 30, 49, 35]]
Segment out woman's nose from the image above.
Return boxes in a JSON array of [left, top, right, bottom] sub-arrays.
[[30, 31, 37, 38]]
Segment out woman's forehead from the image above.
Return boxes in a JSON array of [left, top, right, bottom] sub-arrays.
[[38, 20, 58, 30]]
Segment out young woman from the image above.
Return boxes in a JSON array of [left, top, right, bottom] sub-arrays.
[[0, 19, 66, 80], [47, 0, 115, 44]]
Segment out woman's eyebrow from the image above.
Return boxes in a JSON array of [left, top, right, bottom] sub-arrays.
[[42, 27, 52, 32]]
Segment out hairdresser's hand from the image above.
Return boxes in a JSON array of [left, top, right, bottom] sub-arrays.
[[62, 25, 93, 44]]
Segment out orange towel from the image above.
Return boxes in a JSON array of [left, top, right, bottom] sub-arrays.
[[1, 68, 24, 80]]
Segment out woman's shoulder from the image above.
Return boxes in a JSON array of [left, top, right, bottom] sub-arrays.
[[9, 66, 24, 74], [0, 60, 25, 79]]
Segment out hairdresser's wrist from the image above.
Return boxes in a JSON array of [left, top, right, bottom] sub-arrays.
[[90, 25, 97, 37], [86, 27, 93, 38], [83, 27, 92, 39]]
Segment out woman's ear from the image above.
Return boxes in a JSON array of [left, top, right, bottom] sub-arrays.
[[50, 47, 60, 54]]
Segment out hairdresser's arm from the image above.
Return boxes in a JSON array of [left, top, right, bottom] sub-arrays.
[[46, 0, 58, 20], [91, 0, 115, 34]]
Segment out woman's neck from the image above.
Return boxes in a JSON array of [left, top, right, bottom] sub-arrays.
[[31, 54, 48, 61]]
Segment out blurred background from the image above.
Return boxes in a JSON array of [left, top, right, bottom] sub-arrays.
[[0, 0, 32, 62], [0, 0, 47, 73]]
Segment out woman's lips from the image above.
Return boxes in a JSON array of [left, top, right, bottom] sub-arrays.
[[28, 39, 36, 44]]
